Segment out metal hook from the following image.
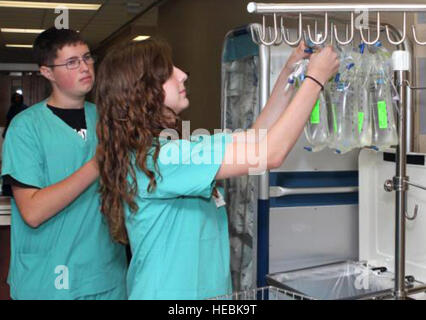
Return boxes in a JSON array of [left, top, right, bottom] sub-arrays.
[[281, 13, 303, 47], [249, 23, 262, 45], [273, 18, 284, 45], [406, 204, 419, 221], [333, 12, 354, 45], [412, 24, 426, 45], [259, 14, 279, 46], [386, 12, 406, 45], [315, 20, 318, 37], [403, 180, 426, 220], [306, 12, 328, 45], [360, 12, 380, 45]]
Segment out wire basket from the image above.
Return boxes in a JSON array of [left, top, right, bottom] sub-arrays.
[[208, 286, 315, 300]]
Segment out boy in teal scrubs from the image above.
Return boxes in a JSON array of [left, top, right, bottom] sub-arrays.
[[94, 39, 339, 299], [1, 28, 127, 300]]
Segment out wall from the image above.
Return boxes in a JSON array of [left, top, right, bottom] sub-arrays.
[[0, 75, 11, 127], [157, 0, 257, 132], [0, 74, 50, 126], [414, 14, 426, 152]]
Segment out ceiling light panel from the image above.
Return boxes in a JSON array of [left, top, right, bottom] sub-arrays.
[[0, 1, 101, 10], [1, 28, 44, 33], [5, 44, 33, 48], [133, 35, 150, 41]]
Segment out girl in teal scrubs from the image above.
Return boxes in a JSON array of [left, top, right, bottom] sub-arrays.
[[95, 39, 339, 299]]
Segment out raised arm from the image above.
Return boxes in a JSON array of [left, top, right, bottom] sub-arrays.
[[251, 41, 311, 131], [216, 46, 339, 180]]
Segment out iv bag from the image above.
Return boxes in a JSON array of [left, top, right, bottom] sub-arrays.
[[328, 47, 360, 154], [303, 89, 332, 152], [369, 42, 398, 151], [301, 40, 332, 152], [356, 43, 373, 148], [285, 59, 309, 92], [286, 59, 332, 152]]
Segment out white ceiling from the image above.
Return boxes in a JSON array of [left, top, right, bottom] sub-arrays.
[[0, 0, 161, 63]]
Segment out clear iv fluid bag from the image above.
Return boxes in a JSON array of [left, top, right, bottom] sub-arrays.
[[304, 91, 331, 152], [369, 43, 398, 151], [329, 80, 360, 154], [356, 44, 373, 148], [328, 49, 360, 154], [358, 82, 372, 147], [369, 77, 398, 150]]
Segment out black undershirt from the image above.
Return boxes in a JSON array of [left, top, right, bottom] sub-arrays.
[[3, 104, 87, 190], [47, 104, 87, 136]]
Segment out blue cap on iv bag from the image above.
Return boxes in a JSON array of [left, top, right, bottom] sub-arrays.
[[334, 73, 340, 83], [305, 38, 315, 48], [359, 43, 366, 54], [374, 40, 383, 47]]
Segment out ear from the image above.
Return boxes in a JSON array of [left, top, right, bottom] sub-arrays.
[[39, 66, 55, 82]]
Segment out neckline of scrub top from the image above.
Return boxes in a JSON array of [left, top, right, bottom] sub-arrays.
[[42, 100, 93, 145]]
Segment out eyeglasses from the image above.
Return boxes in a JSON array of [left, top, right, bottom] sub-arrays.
[[46, 53, 97, 70]]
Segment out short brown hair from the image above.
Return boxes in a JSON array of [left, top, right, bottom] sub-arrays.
[[33, 27, 87, 66]]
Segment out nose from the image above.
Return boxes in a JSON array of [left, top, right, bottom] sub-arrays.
[[80, 58, 90, 72], [175, 67, 188, 82]]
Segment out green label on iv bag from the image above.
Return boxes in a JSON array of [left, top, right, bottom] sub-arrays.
[[377, 100, 388, 129], [310, 100, 320, 124], [358, 112, 364, 133]]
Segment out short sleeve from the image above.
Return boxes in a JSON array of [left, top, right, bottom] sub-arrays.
[[143, 133, 233, 199], [1, 120, 45, 189]]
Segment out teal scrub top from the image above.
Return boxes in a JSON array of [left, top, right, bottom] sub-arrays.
[[125, 133, 233, 300], [1, 101, 128, 300]]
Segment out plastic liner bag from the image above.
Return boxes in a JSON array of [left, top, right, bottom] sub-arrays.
[[368, 41, 398, 151], [266, 261, 395, 300], [328, 46, 360, 154]]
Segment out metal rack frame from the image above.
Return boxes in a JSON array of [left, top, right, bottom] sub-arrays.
[[247, 2, 426, 300], [209, 286, 315, 300]]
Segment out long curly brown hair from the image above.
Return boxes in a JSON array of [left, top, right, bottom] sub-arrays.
[[95, 39, 179, 244]]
